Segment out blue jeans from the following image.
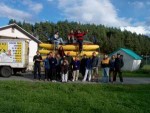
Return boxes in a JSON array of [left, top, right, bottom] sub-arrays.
[[102, 67, 109, 83]]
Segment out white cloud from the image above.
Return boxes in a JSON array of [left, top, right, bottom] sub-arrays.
[[22, 0, 43, 14], [58, 0, 130, 27], [0, 3, 32, 21], [120, 26, 150, 35], [57, 0, 150, 36]]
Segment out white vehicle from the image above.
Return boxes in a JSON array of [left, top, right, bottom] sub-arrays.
[[0, 39, 29, 77]]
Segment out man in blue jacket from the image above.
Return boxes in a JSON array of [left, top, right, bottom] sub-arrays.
[[82, 57, 92, 82], [43, 54, 50, 81]]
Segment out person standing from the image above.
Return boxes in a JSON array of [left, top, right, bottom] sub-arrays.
[[101, 54, 110, 83], [72, 56, 80, 81], [75, 29, 88, 53], [55, 53, 62, 81], [113, 54, 124, 83], [49, 53, 57, 82], [43, 54, 50, 81], [91, 52, 99, 81], [61, 59, 69, 82], [109, 55, 115, 82], [82, 57, 92, 82], [66, 52, 73, 81], [80, 54, 87, 77], [33, 51, 42, 80]]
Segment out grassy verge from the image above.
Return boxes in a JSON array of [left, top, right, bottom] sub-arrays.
[[0, 81, 150, 113], [123, 65, 150, 77], [98, 65, 150, 77]]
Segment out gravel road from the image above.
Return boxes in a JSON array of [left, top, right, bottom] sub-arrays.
[[0, 72, 150, 84]]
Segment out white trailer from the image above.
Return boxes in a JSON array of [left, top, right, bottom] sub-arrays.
[[0, 39, 29, 77]]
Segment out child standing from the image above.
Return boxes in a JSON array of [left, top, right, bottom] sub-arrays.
[[72, 56, 80, 81], [61, 59, 69, 82]]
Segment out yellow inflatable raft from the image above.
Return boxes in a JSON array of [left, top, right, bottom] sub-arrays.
[[39, 43, 99, 51], [39, 50, 98, 57]]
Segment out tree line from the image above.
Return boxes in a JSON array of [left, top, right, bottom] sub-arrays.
[[9, 19, 150, 55]]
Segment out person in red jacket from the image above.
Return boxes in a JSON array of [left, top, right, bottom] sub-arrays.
[[67, 29, 75, 44], [75, 29, 88, 53]]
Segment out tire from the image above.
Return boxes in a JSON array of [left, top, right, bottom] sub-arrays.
[[0, 67, 12, 77], [13, 70, 17, 75]]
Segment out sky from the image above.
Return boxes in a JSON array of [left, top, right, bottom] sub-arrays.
[[0, 0, 150, 35]]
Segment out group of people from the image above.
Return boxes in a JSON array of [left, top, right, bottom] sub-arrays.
[[33, 50, 124, 83], [33, 51, 100, 82], [50, 29, 89, 53], [101, 53, 124, 83]]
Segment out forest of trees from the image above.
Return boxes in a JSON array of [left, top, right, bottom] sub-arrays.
[[9, 19, 150, 55]]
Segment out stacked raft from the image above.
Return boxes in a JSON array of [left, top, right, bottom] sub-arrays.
[[39, 43, 100, 57]]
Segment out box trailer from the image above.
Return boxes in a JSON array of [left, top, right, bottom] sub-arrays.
[[0, 39, 29, 77]]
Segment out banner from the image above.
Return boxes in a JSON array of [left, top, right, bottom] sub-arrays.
[[0, 41, 22, 63]]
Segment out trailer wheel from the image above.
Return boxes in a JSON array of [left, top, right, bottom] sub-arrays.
[[0, 67, 12, 77]]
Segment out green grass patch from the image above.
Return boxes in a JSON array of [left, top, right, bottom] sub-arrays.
[[0, 81, 150, 113], [123, 65, 150, 77], [98, 65, 150, 77]]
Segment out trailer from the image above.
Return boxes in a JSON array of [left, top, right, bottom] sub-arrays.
[[0, 39, 29, 77]]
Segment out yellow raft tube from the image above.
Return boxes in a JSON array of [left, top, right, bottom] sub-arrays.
[[39, 50, 98, 57], [39, 43, 99, 51]]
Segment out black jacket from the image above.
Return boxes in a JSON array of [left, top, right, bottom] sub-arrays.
[[33, 55, 42, 65], [92, 56, 99, 68], [114, 58, 124, 69], [49, 57, 57, 69]]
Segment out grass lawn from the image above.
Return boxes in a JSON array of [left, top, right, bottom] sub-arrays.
[[0, 81, 150, 113], [123, 65, 150, 77], [98, 65, 150, 77]]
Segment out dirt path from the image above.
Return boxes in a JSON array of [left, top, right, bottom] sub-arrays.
[[0, 72, 150, 84]]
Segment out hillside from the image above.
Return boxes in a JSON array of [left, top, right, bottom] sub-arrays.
[[8, 19, 150, 55]]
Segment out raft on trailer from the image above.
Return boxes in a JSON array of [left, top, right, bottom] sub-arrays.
[[39, 43, 99, 51], [39, 50, 98, 57]]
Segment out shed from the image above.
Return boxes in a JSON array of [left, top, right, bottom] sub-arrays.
[[110, 48, 142, 71], [0, 23, 42, 70]]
